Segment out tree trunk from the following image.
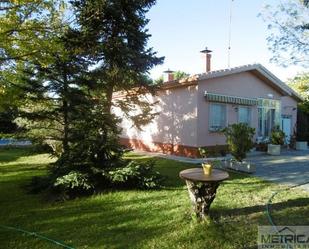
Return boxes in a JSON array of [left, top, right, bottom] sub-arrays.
[[105, 84, 114, 114], [62, 65, 69, 156], [185, 180, 219, 219]]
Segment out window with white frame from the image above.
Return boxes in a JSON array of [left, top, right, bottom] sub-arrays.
[[257, 99, 281, 137], [238, 106, 251, 125], [209, 103, 226, 131]]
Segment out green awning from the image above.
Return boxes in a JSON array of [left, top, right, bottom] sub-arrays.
[[205, 92, 258, 106]]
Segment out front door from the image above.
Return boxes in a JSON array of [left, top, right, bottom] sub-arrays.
[[281, 117, 291, 144]]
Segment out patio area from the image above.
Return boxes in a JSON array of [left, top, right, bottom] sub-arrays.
[[135, 149, 309, 191], [247, 149, 309, 191]]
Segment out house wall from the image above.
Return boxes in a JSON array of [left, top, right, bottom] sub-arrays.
[[196, 72, 285, 147], [115, 71, 299, 157], [115, 84, 199, 156]]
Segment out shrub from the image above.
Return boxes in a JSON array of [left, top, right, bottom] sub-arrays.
[[270, 126, 285, 145], [54, 171, 94, 192], [223, 123, 255, 162], [30, 159, 163, 199], [107, 160, 163, 189], [30, 170, 95, 198]]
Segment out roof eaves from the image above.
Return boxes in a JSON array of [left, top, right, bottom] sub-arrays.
[[196, 63, 302, 102], [197, 64, 259, 81], [256, 65, 303, 102], [160, 78, 198, 90]]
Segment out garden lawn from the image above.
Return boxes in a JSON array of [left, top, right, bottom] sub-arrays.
[[0, 148, 308, 249]]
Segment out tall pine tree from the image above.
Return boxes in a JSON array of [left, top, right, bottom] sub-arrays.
[[72, 0, 164, 124], [1, 0, 164, 196]]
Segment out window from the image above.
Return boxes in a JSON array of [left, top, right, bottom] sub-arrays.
[[238, 106, 251, 125], [209, 103, 226, 131], [257, 99, 281, 137]]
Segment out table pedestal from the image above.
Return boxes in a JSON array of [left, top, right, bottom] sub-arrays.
[[185, 180, 219, 219]]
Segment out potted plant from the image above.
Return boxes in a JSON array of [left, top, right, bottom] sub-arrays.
[[296, 141, 308, 150], [255, 136, 270, 152], [198, 147, 226, 171], [267, 126, 285, 155], [202, 162, 213, 175], [198, 147, 210, 158], [294, 128, 308, 150], [223, 123, 256, 173]]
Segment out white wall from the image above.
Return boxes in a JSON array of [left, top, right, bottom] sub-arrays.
[[114, 84, 198, 147]]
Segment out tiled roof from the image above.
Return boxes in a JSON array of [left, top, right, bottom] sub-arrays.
[[175, 64, 302, 102]]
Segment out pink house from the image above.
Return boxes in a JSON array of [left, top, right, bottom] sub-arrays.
[[115, 54, 301, 157]]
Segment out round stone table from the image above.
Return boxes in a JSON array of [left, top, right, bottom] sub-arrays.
[[179, 168, 229, 219]]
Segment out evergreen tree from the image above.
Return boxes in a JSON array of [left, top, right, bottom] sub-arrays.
[[0, 107, 17, 134], [1, 0, 164, 197], [72, 0, 164, 126]]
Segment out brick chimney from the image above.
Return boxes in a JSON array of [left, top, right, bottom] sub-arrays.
[[200, 47, 212, 73], [163, 69, 174, 82]]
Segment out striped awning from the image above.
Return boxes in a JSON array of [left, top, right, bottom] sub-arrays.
[[205, 92, 258, 106]]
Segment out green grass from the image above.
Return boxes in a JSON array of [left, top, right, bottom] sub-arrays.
[[0, 148, 308, 249]]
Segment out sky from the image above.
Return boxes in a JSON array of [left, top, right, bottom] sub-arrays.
[[146, 0, 304, 82]]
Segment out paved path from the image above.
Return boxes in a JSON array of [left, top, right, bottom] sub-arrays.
[[247, 150, 309, 191], [134, 150, 205, 164], [135, 149, 309, 191]]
